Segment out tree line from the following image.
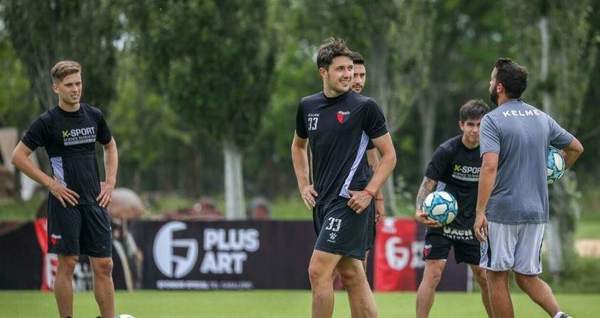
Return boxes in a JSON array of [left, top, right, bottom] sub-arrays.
[[0, 0, 598, 219]]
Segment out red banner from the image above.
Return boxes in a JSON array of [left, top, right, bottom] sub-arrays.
[[374, 218, 421, 291], [374, 217, 468, 292], [33, 218, 54, 291]]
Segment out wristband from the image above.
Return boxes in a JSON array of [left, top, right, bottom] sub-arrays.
[[363, 188, 376, 198], [375, 197, 384, 201]]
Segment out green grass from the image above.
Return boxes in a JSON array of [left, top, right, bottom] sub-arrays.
[[0, 290, 597, 318], [576, 210, 600, 239], [577, 187, 600, 239], [0, 194, 44, 220], [271, 195, 312, 219]]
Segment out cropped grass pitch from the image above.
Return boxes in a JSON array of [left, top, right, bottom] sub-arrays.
[[1, 290, 598, 317]]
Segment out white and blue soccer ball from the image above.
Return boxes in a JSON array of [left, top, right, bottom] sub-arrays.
[[117, 315, 135, 318], [547, 147, 565, 184], [422, 191, 458, 225]]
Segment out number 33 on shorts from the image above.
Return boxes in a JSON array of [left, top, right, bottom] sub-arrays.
[[325, 217, 341, 232]]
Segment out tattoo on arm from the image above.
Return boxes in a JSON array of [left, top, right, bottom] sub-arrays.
[[415, 177, 438, 210]]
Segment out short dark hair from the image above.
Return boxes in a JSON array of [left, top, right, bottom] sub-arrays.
[[51, 60, 81, 82], [316, 37, 353, 69], [459, 99, 489, 121], [494, 58, 528, 99], [350, 51, 365, 65]]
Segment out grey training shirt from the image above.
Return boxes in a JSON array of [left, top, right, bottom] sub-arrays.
[[479, 100, 574, 224]]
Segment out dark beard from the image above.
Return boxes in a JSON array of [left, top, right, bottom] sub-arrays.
[[489, 86, 499, 105]]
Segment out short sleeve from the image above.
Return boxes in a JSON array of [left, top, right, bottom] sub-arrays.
[[96, 111, 112, 145], [547, 115, 574, 149], [295, 103, 308, 139], [21, 117, 48, 151], [425, 145, 451, 182], [479, 114, 500, 156], [362, 99, 388, 139]]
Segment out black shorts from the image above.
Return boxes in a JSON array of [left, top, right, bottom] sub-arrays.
[[365, 205, 376, 251], [423, 226, 479, 265], [313, 197, 371, 260], [47, 197, 112, 258]]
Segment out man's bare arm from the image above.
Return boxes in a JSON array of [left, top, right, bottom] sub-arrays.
[[474, 152, 499, 241], [97, 138, 118, 207], [103, 138, 118, 186], [364, 133, 396, 194], [11, 142, 79, 207], [414, 176, 441, 227], [476, 152, 499, 216], [562, 137, 584, 169], [415, 177, 438, 211], [366, 148, 380, 171], [367, 148, 385, 220], [291, 132, 318, 209], [11, 142, 54, 188]]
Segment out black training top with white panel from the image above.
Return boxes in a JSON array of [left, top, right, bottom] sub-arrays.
[[22, 103, 112, 205], [296, 90, 388, 206], [425, 135, 481, 229]]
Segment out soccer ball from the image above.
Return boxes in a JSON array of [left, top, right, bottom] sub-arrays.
[[117, 315, 135, 318], [547, 147, 565, 184], [422, 191, 458, 225]]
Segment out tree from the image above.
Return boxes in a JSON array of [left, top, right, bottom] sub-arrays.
[[504, 0, 599, 279], [1, 0, 121, 111], [0, 30, 31, 130], [107, 52, 197, 193], [127, 0, 276, 218]]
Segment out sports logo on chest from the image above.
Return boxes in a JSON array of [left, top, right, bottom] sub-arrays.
[[451, 163, 480, 182], [336, 111, 350, 124], [62, 126, 97, 146]]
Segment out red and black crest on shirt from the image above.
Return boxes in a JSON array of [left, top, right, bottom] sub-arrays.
[[336, 111, 350, 124], [423, 244, 432, 258]]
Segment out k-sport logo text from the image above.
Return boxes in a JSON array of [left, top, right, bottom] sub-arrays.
[[62, 126, 96, 146]]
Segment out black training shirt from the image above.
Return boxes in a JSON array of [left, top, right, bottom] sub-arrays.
[[296, 90, 388, 206], [22, 103, 112, 205], [425, 135, 481, 229]]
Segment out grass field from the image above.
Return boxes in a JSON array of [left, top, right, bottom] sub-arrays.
[[1, 290, 599, 318]]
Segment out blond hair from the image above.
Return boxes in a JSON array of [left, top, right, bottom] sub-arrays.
[[50, 60, 81, 82]]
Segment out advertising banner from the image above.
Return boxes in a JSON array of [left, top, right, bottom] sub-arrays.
[[374, 217, 469, 291], [131, 220, 315, 290], [0, 218, 468, 291]]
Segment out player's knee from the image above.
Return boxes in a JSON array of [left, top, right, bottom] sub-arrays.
[[427, 269, 443, 286], [486, 270, 508, 283], [472, 268, 488, 286], [514, 273, 535, 289], [337, 266, 359, 287], [308, 263, 326, 283], [58, 256, 78, 275], [93, 259, 113, 277]]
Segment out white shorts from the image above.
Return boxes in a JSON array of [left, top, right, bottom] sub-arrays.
[[479, 222, 545, 275]]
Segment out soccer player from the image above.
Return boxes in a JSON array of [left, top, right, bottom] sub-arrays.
[[292, 38, 396, 318], [474, 58, 583, 318], [349, 51, 384, 271], [415, 100, 493, 318], [12, 60, 118, 318]]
